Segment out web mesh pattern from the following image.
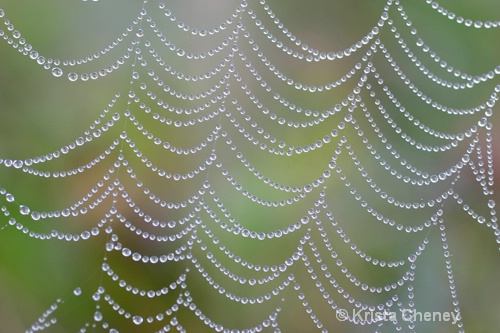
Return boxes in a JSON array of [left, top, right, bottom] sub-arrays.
[[0, 0, 499, 332]]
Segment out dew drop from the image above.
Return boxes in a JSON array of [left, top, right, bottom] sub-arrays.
[[488, 200, 495, 209], [73, 287, 82, 296], [478, 117, 487, 127], [13, 160, 23, 169], [31, 211, 40, 221], [19, 205, 30, 215], [29, 51, 39, 60], [94, 311, 103, 322], [132, 315, 144, 325], [68, 72, 78, 81], [52, 67, 63, 77], [6, 194, 15, 202]]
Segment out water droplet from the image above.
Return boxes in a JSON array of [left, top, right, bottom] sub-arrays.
[[31, 211, 40, 221], [52, 67, 63, 77], [132, 316, 143, 325], [68, 72, 78, 81], [73, 287, 82, 296], [20, 205, 30, 215], [488, 200, 495, 209], [92, 292, 101, 301], [94, 311, 103, 322], [6, 194, 15, 202]]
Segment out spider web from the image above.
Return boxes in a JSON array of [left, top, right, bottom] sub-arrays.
[[0, 0, 499, 332]]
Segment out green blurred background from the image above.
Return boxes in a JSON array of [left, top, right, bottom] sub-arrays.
[[0, 0, 499, 332]]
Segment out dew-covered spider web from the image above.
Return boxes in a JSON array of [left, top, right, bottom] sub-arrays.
[[0, 0, 499, 332]]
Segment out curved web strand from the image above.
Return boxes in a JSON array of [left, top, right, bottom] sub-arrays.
[[384, 18, 500, 88], [423, 0, 500, 28], [253, 0, 387, 61]]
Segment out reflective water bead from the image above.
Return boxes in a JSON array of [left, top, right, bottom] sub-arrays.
[[12, 160, 23, 169], [94, 311, 103, 322], [68, 72, 79, 81], [488, 200, 495, 209], [29, 50, 39, 60], [73, 287, 82, 296], [132, 316, 144, 325], [6, 193, 14, 202], [19, 205, 30, 215], [51, 67, 63, 77]]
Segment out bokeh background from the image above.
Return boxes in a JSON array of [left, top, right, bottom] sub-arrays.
[[0, 0, 499, 332]]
